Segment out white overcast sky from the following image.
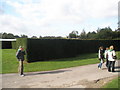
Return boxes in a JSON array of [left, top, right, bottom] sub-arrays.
[[0, 0, 119, 37]]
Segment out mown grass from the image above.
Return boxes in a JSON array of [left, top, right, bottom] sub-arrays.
[[1, 49, 120, 74], [102, 77, 120, 88]]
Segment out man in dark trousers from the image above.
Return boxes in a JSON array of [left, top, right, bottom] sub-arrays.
[[16, 46, 26, 76]]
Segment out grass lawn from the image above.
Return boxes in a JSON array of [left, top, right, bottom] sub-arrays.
[[1, 49, 120, 74], [102, 77, 120, 88]]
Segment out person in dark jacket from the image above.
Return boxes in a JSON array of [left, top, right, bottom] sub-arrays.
[[98, 46, 104, 69], [16, 46, 25, 76]]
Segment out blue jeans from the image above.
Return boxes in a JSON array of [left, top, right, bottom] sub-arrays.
[[98, 59, 104, 68]]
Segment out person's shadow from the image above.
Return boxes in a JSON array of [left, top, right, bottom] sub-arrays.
[[25, 69, 72, 76]]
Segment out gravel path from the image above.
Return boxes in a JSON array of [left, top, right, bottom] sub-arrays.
[[1, 60, 120, 88]]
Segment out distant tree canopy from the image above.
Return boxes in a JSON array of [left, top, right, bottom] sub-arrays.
[[68, 27, 120, 40], [68, 30, 79, 38], [31, 36, 38, 39], [41, 36, 63, 39], [1, 33, 15, 39], [0, 33, 28, 39], [1, 26, 120, 40]]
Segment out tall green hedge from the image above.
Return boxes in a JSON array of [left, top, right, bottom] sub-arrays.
[[2, 41, 12, 49], [11, 41, 16, 49], [16, 38, 120, 62]]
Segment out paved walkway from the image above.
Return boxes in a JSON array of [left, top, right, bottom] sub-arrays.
[[1, 60, 120, 88]]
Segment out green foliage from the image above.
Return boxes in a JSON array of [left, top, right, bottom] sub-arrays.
[[31, 36, 38, 39], [16, 38, 120, 62], [11, 41, 16, 49], [2, 49, 120, 74], [16, 38, 27, 49], [20, 34, 28, 38], [1, 49, 99, 74], [87, 31, 97, 39], [79, 29, 87, 39], [27, 39, 68, 62], [68, 30, 79, 38], [0, 32, 28, 39], [116, 51, 120, 60], [41, 36, 63, 39], [2, 33, 15, 39], [1, 49, 18, 73], [103, 77, 119, 88], [76, 27, 120, 40]]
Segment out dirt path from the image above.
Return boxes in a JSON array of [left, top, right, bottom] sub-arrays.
[[1, 60, 120, 88]]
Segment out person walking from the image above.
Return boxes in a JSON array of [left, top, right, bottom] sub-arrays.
[[98, 46, 104, 69], [107, 45, 117, 72], [104, 47, 109, 67], [16, 46, 26, 76]]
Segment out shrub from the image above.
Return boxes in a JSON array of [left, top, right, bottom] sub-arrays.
[[16, 38, 120, 62], [11, 41, 16, 49]]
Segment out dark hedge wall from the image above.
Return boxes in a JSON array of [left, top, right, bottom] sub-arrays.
[[16, 38, 120, 62], [2, 41, 16, 49], [2, 41, 12, 49]]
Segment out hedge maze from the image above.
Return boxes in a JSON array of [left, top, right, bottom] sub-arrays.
[[15, 38, 120, 62]]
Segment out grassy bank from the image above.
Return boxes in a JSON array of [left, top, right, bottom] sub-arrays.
[[102, 77, 119, 88], [1, 49, 120, 74]]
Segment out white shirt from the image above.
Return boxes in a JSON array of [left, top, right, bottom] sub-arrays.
[[107, 50, 116, 61], [104, 50, 108, 59]]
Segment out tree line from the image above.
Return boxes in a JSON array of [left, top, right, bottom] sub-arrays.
[[0, 33, 63, 39], [1, 27, 120, 40], [68, 27, 120, 40]]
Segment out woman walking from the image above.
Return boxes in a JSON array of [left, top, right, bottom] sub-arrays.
[[107, 45, 116, 72], [98, 46, 104, 69]]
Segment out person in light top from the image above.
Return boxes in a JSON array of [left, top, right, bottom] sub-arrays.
[[107, 45, 116, 72]]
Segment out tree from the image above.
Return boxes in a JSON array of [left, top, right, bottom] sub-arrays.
[[7, 33, 15, 39], [68, 30, 79, 38], [79, 29, 87, 39], [2, 33, 8, 39], [95, 27, 113, 39], [87, 31, 97, 39], [14, 35, 20, 38], [0, 33, 2, 38], [31, 36, 38, 39], [21, 34, 28, 38], [39, 36, 42, 38]]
